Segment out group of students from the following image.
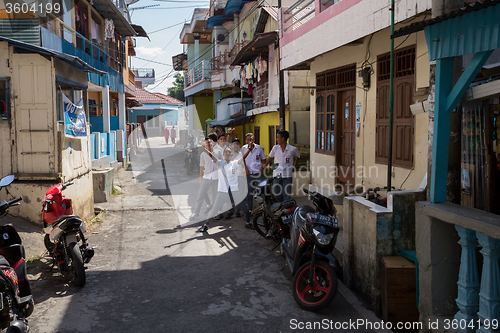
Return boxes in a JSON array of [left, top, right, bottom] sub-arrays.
[[191, 129, 300, 233]]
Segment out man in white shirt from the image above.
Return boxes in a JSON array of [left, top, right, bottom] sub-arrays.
[[263, 130, 300, 202], [241, 133, 266, 211], [198, 145, 256, 232], [189, 136, 218, 220]]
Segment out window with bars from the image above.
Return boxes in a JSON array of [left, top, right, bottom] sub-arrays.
[[375, 45, 415, 169], [315, 64, 356, 155]]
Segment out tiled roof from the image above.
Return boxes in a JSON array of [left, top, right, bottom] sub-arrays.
[[135, 87, 183, 105], [393, 0, 500, 38]]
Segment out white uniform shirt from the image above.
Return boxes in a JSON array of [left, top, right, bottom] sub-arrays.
[[200, 152, 218, 180], [232, 151, 245, 176], [212, 144, 224, 160], [241, 144, 266, 174], [269, 144, 300, 178], [215, 160, 240, 192]]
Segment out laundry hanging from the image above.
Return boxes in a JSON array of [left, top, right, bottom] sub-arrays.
[[105, 19, 115, 42]]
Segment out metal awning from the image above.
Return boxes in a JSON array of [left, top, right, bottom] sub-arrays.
[[231, 31, 278, 66], [209, 115, 253, 127], [131, 24, 150, 40], [91, 0, 137, 36]]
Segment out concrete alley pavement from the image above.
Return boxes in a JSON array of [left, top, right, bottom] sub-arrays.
[[25, 136, 382, 333]]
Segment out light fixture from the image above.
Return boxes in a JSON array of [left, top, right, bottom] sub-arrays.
[[242, 31, 247, 39]]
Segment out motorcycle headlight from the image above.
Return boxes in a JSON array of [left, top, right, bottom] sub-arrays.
[[312, 228, 335, 245]]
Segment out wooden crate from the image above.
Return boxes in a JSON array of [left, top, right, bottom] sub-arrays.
[[380, 256, 419, 329]]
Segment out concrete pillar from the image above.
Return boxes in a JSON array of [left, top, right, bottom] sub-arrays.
[[118, 92, 126, 130], [102, 85, 110, 133]]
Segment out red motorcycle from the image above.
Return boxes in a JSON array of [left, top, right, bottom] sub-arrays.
[[42, 182, 94, 287]]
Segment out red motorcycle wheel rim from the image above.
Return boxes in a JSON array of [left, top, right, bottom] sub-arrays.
[[295, 264, 332, 306]]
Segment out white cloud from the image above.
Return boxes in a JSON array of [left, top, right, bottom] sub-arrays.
[[135, 46, 165, 58]]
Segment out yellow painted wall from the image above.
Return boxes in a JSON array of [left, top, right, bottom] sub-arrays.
[[193, 96, 213, 131], [245, 111, 289, 155], [309, 27, 430, 192]]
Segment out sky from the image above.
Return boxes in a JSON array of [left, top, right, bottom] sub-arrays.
[[128, 0, 211, 94]]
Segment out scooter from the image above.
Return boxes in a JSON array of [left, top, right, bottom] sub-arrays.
[[0, 175, 34, 333], [251, 176, 296, 241], [184, 146, 198, 175], [281, 188, 340, 311], [41, 181, 94, 287]]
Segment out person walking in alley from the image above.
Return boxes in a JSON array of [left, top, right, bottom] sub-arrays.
[[198, 144, 255, 232], [170, 126, 177, 144], [163, 126, 170, 144], [241, 133, 266, 212], [263, 130, 300, 202], [189, 137, 218, 220], [226, 138, 246, 219]]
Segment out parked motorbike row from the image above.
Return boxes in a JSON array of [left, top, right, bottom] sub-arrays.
[[0, 175, 95, 332], [251, 171, 341, 312]]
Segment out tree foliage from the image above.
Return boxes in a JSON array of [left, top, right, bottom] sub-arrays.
[[167, 72, 185, 102]]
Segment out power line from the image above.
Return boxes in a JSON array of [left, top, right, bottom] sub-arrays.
[[148, 21, 186, 35]]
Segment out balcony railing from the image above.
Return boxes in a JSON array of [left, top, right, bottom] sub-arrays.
[[128, 68, 135, 85], [185, 60, 211, 87], [41, 13, 122, 72], [132, 68, 155, 78], [282, 0, 316, 32], [210, 41, 249, 71]]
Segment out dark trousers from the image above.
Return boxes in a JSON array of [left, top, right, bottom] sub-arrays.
[[246, 173, 264, 211]]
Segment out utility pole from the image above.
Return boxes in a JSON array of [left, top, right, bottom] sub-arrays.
[[278, 0, 285, 130], [387, 0, 395, 192]]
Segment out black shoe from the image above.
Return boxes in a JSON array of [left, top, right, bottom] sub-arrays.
[[235, 212, 241, 218], [198, 224, 209, 232], [213, 215, 221, 220], [245, 222, 254, 230]]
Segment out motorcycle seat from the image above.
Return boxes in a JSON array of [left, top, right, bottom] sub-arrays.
[[271, 202, 282, 212], [297, 205, 315, 220], [52, 214, 83, 226], [0, 255, 9, 266], [271, 199, 296, 213]]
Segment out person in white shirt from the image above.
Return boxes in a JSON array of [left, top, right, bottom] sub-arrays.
[[198, 144, 256, 232], [241, 133, 266, 211], [263, 130, 300, 202], [189, 136, 218, 220]]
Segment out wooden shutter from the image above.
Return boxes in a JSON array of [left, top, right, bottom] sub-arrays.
[[375, 81, 390, 164], [393, 77, 414, 168]]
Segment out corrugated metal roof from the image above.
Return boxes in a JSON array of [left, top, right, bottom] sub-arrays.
[[393, 0, 500, 38], [0, 18, 40, 45]]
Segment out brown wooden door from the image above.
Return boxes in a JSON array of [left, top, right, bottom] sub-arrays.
[[137, 116, 146, 136], [337, 89, 355, 186]]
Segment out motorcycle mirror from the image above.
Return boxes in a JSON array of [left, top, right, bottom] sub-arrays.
[[0, 175, 14, 187], [270, 163, 279, 171]]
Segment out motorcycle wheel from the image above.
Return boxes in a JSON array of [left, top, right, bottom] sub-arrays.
[[44, 234, 54, 253], [292, 261, 338, 312], [252, 212, 270, 238], [186, 160, 192, 175], [69, 242, 86, 287]]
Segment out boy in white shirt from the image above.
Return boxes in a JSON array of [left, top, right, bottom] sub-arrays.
[[189, 136, 218, 220], [263, 130, 300, 202], [241, 133, 266, 211], [198, 144, 256, 232]]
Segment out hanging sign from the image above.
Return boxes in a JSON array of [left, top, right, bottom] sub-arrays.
[[63, 94, 87, 139]]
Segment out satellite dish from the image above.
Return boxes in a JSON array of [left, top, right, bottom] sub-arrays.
[[217, 34, 225, 42]]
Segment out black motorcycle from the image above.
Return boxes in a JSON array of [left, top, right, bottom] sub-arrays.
[[281, 188, 340, 311], [184, 146, 198, 175], [0, 175, 34, 333], [251, 176, 296, 241]]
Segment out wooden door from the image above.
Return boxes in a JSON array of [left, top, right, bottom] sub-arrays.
[[269, 125, 275, 149], [337, 89, 356, 186], [12, 53, 58, 178], [137, 115, 146, 136]]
